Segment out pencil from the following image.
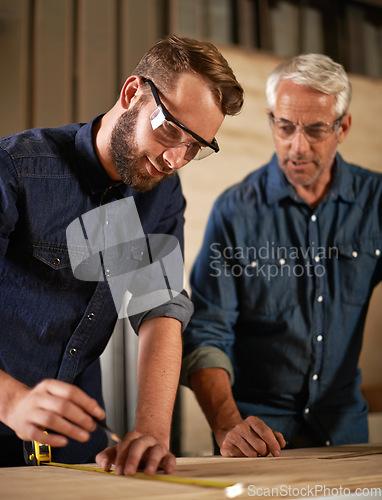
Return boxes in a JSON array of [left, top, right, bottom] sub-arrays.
[[97, 420, 121, 443]]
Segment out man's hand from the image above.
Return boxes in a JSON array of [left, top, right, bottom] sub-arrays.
[[96, 430, 175, 475], [217, 416, 286, 457], [2, 375, 105, 447], [190, 367, 286, 458]]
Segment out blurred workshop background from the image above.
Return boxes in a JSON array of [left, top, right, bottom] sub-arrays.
[[0, 0, 381, 456]]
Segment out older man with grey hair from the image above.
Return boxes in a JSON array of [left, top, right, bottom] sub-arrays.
[[182, 53, 382, 457]]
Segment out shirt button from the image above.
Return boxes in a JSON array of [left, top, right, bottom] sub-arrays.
[[312, 374, 318, 381], [69, 348, 77, 356], [325, 440, 331, 446], [311, 215, 317, 222], [317, 295, 323, 303], [250, 261, 257, 267], [317, 335, 323, 342], [279, 258, 286, 265], [52, 258, 61, 266], [304, 408, 310, 414], [352, 251, 358, 258], [314, 256, 320, 262], [376, 249, 381, 256], [87, 312, 95, 320], [105, 220, 109, 226]]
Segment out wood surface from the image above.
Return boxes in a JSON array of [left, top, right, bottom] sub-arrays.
[[0, 443, 381, 500]]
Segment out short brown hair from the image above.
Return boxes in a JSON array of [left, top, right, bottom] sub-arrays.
[[132, 35, 244, 116]]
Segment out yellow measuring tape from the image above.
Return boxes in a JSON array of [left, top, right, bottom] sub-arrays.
[[45, 462, 244, 498], [27, 440, 244, 498]]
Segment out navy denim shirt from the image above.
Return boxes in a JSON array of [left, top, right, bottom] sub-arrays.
[[0, 116, 192, 463], [182, 153, 382, 446]]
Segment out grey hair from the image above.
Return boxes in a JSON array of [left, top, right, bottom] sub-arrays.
[[266, 53, 352, 116]]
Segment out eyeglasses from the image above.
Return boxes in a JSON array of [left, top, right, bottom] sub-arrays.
[[269, 112, 345, 144], [141, 77, 219, 161]]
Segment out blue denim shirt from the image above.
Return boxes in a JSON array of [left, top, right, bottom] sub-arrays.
[[182, 153, 382, 446], [0, 116, 192, 463]]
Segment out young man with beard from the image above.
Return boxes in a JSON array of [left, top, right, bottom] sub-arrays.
[[182, 54, 382, 456], [0, 36, 243, 473]]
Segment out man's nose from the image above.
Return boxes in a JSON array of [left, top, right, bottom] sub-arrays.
[[290, 127, 311, 153], [162, 145, 189, 170]]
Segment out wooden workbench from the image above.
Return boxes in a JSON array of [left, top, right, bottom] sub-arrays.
[[1, 443, 381, 499]]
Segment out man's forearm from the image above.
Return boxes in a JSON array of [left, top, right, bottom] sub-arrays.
[[189, 367, 242, 446], [134, 316, 183, 446], [96, 316, 182, 476], [0, 369, 29, 426], [189, 368, 285, 458]]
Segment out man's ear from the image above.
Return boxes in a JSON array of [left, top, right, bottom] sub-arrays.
[[265, 108, 273, 124], [120, 76, 141, 110], [337, 113, 352, 144]]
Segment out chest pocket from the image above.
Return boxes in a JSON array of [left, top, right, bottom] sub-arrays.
[[31, 243, 81, 291], [234, 252, 299, 317], [336, 238, 382, 305]]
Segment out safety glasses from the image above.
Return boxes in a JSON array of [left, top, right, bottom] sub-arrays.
[[269, 111, 344, 144], [142, 77, 219, 161]]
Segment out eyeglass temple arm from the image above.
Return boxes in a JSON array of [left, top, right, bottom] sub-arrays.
[[141, 77, 162, 107], [141, 76, 219, 153]]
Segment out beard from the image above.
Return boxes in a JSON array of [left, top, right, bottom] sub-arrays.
[[110, 107, 172, 193]]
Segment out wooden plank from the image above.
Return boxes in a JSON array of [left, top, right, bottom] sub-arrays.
[[352, 0, 382, 7], [270, 0, 299, 57], [33, 0, 74, 127], [168, 0, 204, 39], [346, 4, 366, 75], [206, 0, 232, 44], [301, 5, 324, 54], [257, 0, 272, 51], [320, 0, 343, 66], [0, 444, 381, 500], [236, 0, 257, 48], [363, 16, 382, 77], [0, 0, 31, 136], [119, 0, 167, 82], [76, 0, 118, 122]]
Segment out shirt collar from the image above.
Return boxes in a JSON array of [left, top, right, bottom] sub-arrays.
[[328, 152, 356, 203], [266, 152, 355, 205], [75, 115, 121, 195], [266, 154, 295, 205]]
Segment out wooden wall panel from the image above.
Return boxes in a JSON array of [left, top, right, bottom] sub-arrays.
[[0, 0, 31, 135], [236, 0, 257, 48], [119, 0, 165, 82], [76, 0, 118, 122], [169, 0, 204, 39], [33, 0, 74, 127]]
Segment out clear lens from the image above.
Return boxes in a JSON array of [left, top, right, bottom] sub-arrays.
[[304, 126, 332, 142], [150, 106, 214, 161], [270, 113, 343, 144], [188, 145, 213, 161], [273, 121, 333, 143], [150, 108, 184, 144]]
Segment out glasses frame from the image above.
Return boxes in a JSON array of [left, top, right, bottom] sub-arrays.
[[269, 111, 345, 144], [141, 77, 219, 157]]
